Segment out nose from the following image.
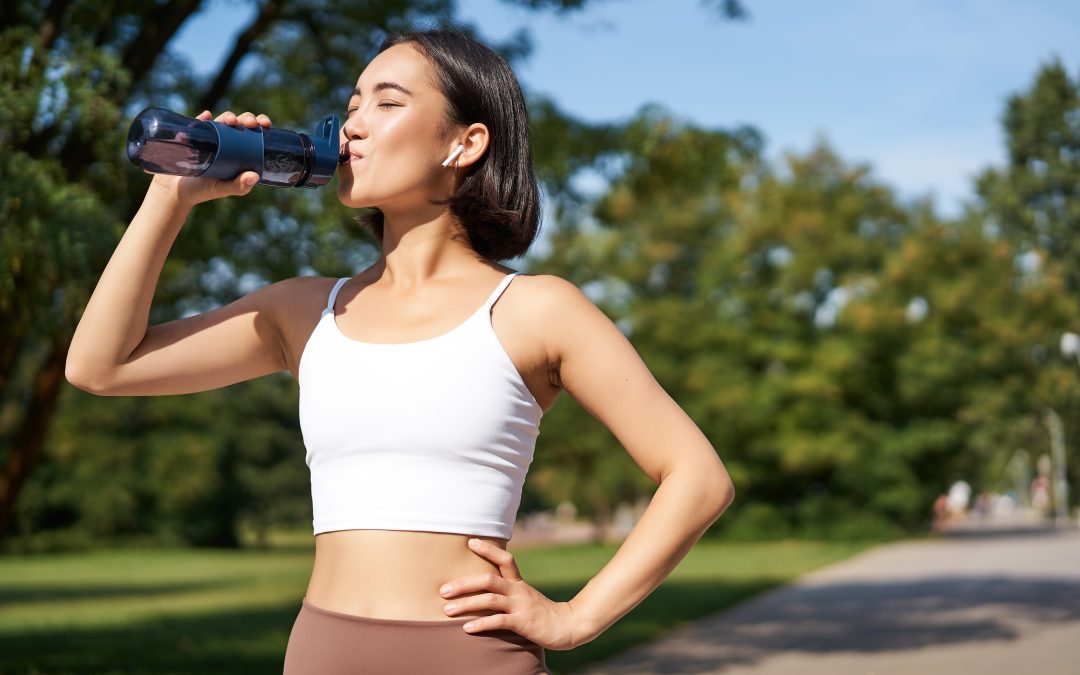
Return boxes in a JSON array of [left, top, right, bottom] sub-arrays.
[[341, 109, 367, 143]]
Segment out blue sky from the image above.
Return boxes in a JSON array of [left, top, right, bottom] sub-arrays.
[[172, 0, 1080, 219]]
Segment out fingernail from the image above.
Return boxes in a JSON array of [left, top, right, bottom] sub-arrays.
[[469, 538, 480, 547], [440, 584, 452, 595], [463, 622, 475, 631]]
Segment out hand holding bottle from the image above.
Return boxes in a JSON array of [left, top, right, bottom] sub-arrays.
[[148, 110, 272, 207]]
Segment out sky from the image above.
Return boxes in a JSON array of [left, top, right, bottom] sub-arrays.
[[172, 0, 1080, 220]]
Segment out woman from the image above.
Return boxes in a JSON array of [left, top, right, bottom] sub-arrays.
[[66, 28, 735, 674]]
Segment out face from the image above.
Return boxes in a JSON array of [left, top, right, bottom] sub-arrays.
[[336, 42, 458, 212]]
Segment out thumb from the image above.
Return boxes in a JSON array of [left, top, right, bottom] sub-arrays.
[[236, 171, 260, 194]]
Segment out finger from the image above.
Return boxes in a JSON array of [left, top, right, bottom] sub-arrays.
[[463, 613, 509, 634], [215, 110, 238, 125], [237, 111, 258, 127], [444, 591, 508, 616], [467, 538, 523, 581], [256, 113, 272, 127], [196, 110, 213, 120], [440, 572, 513, 599]]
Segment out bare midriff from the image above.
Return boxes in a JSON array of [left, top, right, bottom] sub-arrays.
[[304, 529, 510, 622]]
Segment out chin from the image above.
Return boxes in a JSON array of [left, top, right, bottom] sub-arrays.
[[335, 185, 371, 209]]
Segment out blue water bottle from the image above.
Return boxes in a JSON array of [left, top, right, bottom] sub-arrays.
[[126, 107, 342, 189]]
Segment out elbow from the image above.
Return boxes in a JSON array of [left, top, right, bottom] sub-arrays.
[[65, 357, 108, 394], [709, 473, 735, 516]]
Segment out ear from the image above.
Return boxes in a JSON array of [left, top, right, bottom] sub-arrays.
[[448, 122, 489, 169]]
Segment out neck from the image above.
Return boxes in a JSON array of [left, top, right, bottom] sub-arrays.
[[372, 207, 481, 287]]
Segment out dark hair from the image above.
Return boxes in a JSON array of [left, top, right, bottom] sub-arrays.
[[353, 28, 542, 262]]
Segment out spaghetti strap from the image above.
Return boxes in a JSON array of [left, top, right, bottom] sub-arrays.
[[482, 272, 520, 311], [326, 277, 349, 312]]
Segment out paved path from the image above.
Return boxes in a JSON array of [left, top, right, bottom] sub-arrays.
[[578, 527, 1080, 674]]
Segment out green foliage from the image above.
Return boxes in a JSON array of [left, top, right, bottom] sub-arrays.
[[974, 55, 1080, 506], [5, 3, 1078, 550], [10, 373, 310, 551], [530, 59, 1080, 538], [976, 56, 1080, 289]]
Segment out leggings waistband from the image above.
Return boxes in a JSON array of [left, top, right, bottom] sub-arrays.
[[301, 597, 473, 627]]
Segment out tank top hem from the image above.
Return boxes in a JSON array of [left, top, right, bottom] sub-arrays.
[[313, 519, 513, 541]]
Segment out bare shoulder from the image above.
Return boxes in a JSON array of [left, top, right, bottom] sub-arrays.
[[511, 272, 612, 332], [510, 272, 591, 316], [507, 272, 615, 372], [264, 274, 341, 378], [511, 272, 584, 300], [272, 273, 338, 304], [261, 274, 336, 326]]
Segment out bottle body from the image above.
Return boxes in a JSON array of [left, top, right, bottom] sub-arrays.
[[261, 128, 313, 187], [126, 107, 340, 189], [126, 107, 218, 176]]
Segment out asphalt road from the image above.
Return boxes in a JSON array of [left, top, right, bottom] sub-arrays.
[[577, 526, 1080, 674]]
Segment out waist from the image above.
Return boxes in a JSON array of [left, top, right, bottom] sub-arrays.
[[305, 529, 509, 622]]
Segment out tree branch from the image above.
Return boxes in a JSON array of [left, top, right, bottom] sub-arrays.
[[37, 0, 73, 49], [119, 0, 205, 94], [196, 0, 285, 113]]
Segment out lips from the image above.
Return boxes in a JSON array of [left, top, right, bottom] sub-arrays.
[[339, 142, 364, 164]]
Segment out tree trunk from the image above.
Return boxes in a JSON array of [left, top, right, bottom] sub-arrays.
[[0, 334, 70, 540]]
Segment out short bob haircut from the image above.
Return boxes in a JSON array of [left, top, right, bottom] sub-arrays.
[[354, 28, 542, 263]]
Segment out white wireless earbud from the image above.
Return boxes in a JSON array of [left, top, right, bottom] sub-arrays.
[[441, 144, 466, 167]]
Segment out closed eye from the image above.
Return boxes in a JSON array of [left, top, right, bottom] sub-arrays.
[[345, 103, 400, 115]]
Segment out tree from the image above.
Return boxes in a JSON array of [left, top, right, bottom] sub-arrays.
[[530, 98, 1076, 539], [974, 56, 1080, 514], [975, 56, 1080, 293]]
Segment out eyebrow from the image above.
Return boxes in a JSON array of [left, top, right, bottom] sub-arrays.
[[351, 81, 413, 98]]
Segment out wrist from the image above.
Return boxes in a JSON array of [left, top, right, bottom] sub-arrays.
[[567, 599, 600, 647], [147, 175, 195, 210]]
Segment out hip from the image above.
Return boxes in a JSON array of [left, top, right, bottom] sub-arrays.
[[284, 597, 548, 675]]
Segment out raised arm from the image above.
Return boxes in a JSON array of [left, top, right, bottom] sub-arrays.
[[65, 110, 288, 396]]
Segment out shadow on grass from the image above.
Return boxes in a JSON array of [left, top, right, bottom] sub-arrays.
[[1, 602, 302, 675], [0, 578, 782, 675]]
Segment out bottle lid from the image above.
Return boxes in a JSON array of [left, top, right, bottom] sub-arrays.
[[300, 114, 341, 188]]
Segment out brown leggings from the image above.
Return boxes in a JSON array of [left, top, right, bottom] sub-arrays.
[[283, 597, 549, 674]]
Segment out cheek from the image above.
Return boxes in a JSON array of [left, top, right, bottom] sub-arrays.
[[378, 114, 435, 164], [336, 111, 444, 204]]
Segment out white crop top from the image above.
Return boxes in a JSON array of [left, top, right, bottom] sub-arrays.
[[297, 272, 543, 540]]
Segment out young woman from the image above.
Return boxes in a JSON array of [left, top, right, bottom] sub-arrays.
[[66, 28, 734, 674]]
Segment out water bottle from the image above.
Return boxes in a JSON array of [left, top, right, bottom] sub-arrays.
[[126, 107, 343, 189]]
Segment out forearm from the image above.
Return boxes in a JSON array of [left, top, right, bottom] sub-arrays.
[[567, 466, 734, 645], [66, 181, 192, 384]]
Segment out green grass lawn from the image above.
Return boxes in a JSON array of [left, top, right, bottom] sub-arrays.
[[0, 534, 882, 674]]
